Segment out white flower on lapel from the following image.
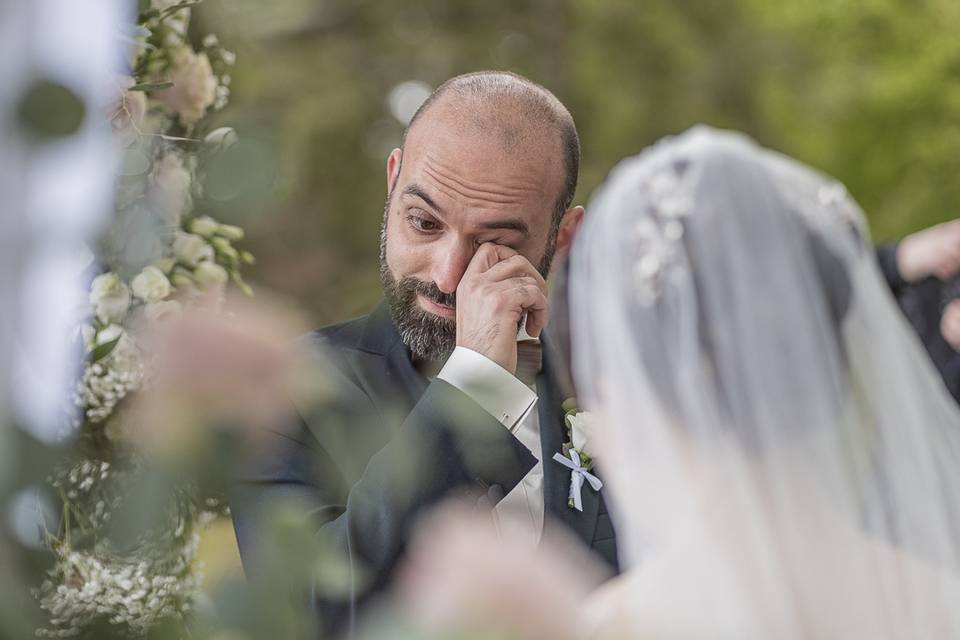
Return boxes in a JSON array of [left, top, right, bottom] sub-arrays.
[[556, 399, 602, 510], [566, 410, 595, 456]]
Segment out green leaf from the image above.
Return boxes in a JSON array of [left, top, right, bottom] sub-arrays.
[[156, 0, 203, 21], [128, 81, 173, 92], [88, 336, 121, 363], [231, 271, 254, 297]]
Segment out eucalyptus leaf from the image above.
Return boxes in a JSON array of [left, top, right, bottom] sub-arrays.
[[88, 336, 121, 363], [157, 1, 203, 21]]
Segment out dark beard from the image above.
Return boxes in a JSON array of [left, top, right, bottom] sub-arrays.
[[378, 195, 558, 363], [380, 265, 458, 362]]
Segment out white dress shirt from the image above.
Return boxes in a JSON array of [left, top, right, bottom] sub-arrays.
[[437, 346, 544, 546]]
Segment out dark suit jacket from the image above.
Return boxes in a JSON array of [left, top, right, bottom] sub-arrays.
[[877, 243, 960, 403], [230, 302, 619, 638]]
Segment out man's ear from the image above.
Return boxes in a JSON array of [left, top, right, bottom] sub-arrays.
[[386, 148, 402, 193], [554, 205, 585, 265]]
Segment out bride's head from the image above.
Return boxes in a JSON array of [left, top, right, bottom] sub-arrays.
[[568, 126, 960, 569], [573, 126, 864, 446]]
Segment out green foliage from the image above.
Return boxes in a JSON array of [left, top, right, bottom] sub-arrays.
[[193, 0, 960, 323]]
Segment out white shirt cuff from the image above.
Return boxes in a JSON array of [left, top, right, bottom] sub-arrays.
[[437, 346, 538, 430]]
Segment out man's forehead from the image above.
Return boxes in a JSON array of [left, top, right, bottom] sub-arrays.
[[402, 114, 561, 200]]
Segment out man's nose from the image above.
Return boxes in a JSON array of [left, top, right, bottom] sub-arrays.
[[431, 239, 475, 295]]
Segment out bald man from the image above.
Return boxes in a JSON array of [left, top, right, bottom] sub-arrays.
[[230, 71, 619, 637]]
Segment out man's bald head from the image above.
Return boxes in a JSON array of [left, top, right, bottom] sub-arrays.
[[402, 71, 580, 225]]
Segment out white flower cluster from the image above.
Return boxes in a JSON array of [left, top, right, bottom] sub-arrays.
[[42, 2, 252, 636], [49, 460, 120, 531], [57, 460, 111, 500], [36, 538, 203, 638], [71, 331, 143, 427]]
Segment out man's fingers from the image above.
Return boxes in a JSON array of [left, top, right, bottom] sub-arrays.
[[463, 243, 518, 279], [483, 254, 547, 290], [525, 303, 547, 338], [495, 278, 548, 333]]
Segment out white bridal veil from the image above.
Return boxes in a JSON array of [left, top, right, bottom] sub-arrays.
[[570, 126, 960, 638]]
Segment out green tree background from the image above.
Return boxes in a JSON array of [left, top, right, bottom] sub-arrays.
[[194, 0, 960, 326]]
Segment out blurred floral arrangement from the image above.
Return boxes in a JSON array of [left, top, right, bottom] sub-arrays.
[[35, 1, 252, 636]]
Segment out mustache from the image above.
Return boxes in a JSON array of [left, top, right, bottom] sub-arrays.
[[399, 277, 456, 309]]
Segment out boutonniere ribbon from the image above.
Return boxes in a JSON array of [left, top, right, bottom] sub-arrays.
[[555, 399, 602, 511], [552, 448, 603, 512]]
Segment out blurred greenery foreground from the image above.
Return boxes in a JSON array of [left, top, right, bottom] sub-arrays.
[[5, 1, 960, 639], [181, 0, 960, 327], [0, 1, 342, 639]]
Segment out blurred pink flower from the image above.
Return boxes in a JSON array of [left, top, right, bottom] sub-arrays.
[[157, 46, 217, 126], [397, 504, 610, 640]]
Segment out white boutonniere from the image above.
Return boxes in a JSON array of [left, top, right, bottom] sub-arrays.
[[552, 398, 603, 511]]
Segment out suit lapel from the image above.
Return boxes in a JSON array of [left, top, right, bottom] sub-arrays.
[[539, 336, 600, 548], [355, 302, 428, 421], [353, 304, 601, 546]]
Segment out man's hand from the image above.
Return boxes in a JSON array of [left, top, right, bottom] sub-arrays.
[[897, 219, 960, 283], [455, 244, 548, 374], [942, 300, 960, 352]]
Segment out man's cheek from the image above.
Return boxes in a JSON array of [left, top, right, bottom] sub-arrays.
[[386, 233, 426, 280]]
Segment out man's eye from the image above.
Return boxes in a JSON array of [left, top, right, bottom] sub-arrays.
[[408, 215, 440, 233]]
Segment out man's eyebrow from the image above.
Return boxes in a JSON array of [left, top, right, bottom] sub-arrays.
[[401, 183, 529, 236], [401, 184, 443, 214], [477, 218, 529, 236]]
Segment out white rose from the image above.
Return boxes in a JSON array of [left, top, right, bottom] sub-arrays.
[[147, 153, 191, 228], [155, 257, 176, 274], [96, 324, 124, 346], [189, 215, 219, 238], [131, 266, 172, 303], [108, 333, 142, 381], [156, 46, 217, 126], [172, 231, 214, 267], [566, 411, 595, 455], [105, 76, 146, 147], [193, 261, 228, 289], [89, 273, 131, 324], [144, 300, 183, 324]]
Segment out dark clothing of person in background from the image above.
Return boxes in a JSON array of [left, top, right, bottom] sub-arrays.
[[877, 244, 960, 403]]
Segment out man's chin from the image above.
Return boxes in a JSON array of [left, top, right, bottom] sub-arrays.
[[399, 316, 456, 361]]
